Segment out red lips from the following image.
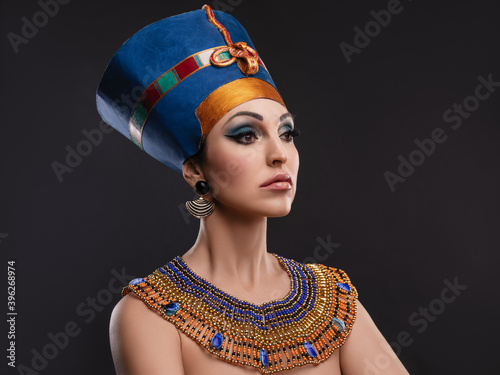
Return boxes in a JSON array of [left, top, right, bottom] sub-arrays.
[[260, 173, 292, 187]]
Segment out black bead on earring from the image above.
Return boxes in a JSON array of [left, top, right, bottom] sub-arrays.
[[195, 180, 210, 195]]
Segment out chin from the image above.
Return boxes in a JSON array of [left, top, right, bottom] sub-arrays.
[[216, 195, 294, 218], [229, 204, 291, 218], [267, 210, 292, 218], [261, 202, 293, 218]]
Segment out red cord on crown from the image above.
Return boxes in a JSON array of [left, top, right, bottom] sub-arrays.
[[202, 4, 260, 75]]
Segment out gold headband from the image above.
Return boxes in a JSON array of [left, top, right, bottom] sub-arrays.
[[196, 78, 286, 142]]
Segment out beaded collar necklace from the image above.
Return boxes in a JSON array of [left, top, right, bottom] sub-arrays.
[[123, 254, 358, 373]]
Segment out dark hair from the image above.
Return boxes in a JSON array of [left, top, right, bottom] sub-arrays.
[[185, 140, 206, 169]]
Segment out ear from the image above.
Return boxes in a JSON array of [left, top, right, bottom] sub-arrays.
[[182, 157, 205, 190]]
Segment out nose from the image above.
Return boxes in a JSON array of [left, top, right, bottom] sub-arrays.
[[266, 133, 288, 166]]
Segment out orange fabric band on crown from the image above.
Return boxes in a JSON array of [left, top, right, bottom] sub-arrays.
[[196, 78, 286, 142]]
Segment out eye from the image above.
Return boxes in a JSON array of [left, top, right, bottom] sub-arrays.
[[225, 130, 258, 145], [280, 128, 300, 142], [239, 131, 257, 144]]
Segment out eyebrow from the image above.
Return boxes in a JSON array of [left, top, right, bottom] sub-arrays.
[[279, 112, 293, 122], [222, 111, 294, 129], [222, 111, 263, 129]]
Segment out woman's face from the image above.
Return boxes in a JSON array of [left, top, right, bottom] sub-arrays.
[[199, 98, 299, 218]]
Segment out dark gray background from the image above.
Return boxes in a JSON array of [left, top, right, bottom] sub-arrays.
[[1, 0, 499, 374]]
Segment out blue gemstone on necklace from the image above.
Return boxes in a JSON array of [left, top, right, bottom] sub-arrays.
[[336, 282, 351, 292], [128, 278, 145, 285], [331, 317, 346, 332], [259, 349, 269, 366], [164, 302, 180, 316], [304, 342, 318, 357], [210, 332, 224, 349]]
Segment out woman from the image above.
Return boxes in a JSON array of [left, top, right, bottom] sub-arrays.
[[97, 5, 409, 374]]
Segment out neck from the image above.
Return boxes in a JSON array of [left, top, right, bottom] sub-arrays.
[[182, 206, 275, 289]]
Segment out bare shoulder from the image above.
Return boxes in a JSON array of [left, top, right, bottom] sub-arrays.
[[339, 300, 410, 375], [109, 293, 185, 375]]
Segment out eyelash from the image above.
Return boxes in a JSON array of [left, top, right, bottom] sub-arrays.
[[228, 128, 300, 145]]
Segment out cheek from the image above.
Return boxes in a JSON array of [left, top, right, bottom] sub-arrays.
[[287, 145, 300, 175], [204, 142, 260, 192], [291, 146, 300, 167]]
